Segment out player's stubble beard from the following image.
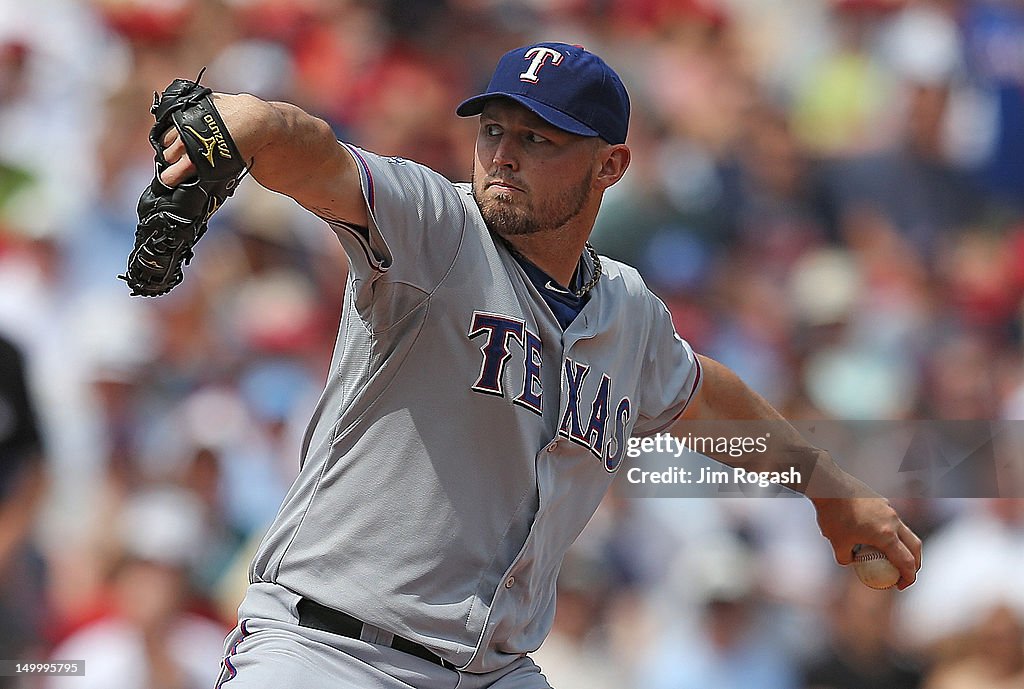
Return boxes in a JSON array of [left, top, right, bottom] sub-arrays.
[[472, 167, 593, 238]]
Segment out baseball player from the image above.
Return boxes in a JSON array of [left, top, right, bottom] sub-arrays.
[[146, 43, 922, 689]]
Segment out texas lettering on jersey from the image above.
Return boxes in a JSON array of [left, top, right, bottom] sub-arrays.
[[468, 311, 631, 472]]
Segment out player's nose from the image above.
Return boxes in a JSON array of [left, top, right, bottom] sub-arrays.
[[490, 137, 519, 172]]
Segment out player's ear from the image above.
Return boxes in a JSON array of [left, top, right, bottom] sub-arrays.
[[595, 144, 630, 190]]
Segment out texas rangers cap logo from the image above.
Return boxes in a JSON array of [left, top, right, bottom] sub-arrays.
[[519, 47, 564, 83]]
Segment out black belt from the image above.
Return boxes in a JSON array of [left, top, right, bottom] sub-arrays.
[[297, 598, 456, 670]]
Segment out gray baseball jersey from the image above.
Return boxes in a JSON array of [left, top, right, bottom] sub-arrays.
[[247, 145, 702, 674]]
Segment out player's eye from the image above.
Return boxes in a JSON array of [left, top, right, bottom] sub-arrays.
[[483, 124, 502, 137], [526, 132, 548, 144]]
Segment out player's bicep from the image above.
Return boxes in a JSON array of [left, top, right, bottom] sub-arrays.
[[291, 141, 369, 231], [317, 145, 394, 276]]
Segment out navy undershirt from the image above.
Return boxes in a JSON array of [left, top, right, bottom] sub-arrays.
[[510, 253, 589, 330]]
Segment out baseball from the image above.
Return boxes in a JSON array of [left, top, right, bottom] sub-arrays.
[[852, 545, 900, 590]]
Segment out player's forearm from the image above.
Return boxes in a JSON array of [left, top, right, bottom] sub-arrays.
[[677, 355, 856, 497], [243, 99, 340, 191], [157, 93, 366, 226], [228, 96, 366, 225], [676, 356, 916, 583]]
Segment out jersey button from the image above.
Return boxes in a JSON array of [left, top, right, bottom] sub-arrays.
[[505, 576, 516, 588]]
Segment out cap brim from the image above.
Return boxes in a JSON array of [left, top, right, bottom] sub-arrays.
[[456, 93, 600, 138]]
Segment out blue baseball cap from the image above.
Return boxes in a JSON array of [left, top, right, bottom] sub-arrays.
[[456, 42, 630, 145]]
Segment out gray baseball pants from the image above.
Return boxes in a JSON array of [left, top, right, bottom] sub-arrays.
[[215, 583, 552, 689]]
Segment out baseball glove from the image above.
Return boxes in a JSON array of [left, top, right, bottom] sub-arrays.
[[119, 71, 247, 297]]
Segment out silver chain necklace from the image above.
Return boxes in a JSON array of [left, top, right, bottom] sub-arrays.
[[574, 242, 603, 298], [501, 238, 603, 298]]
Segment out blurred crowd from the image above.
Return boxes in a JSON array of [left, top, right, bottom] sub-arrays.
[[2, 0, 1024, 688]]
